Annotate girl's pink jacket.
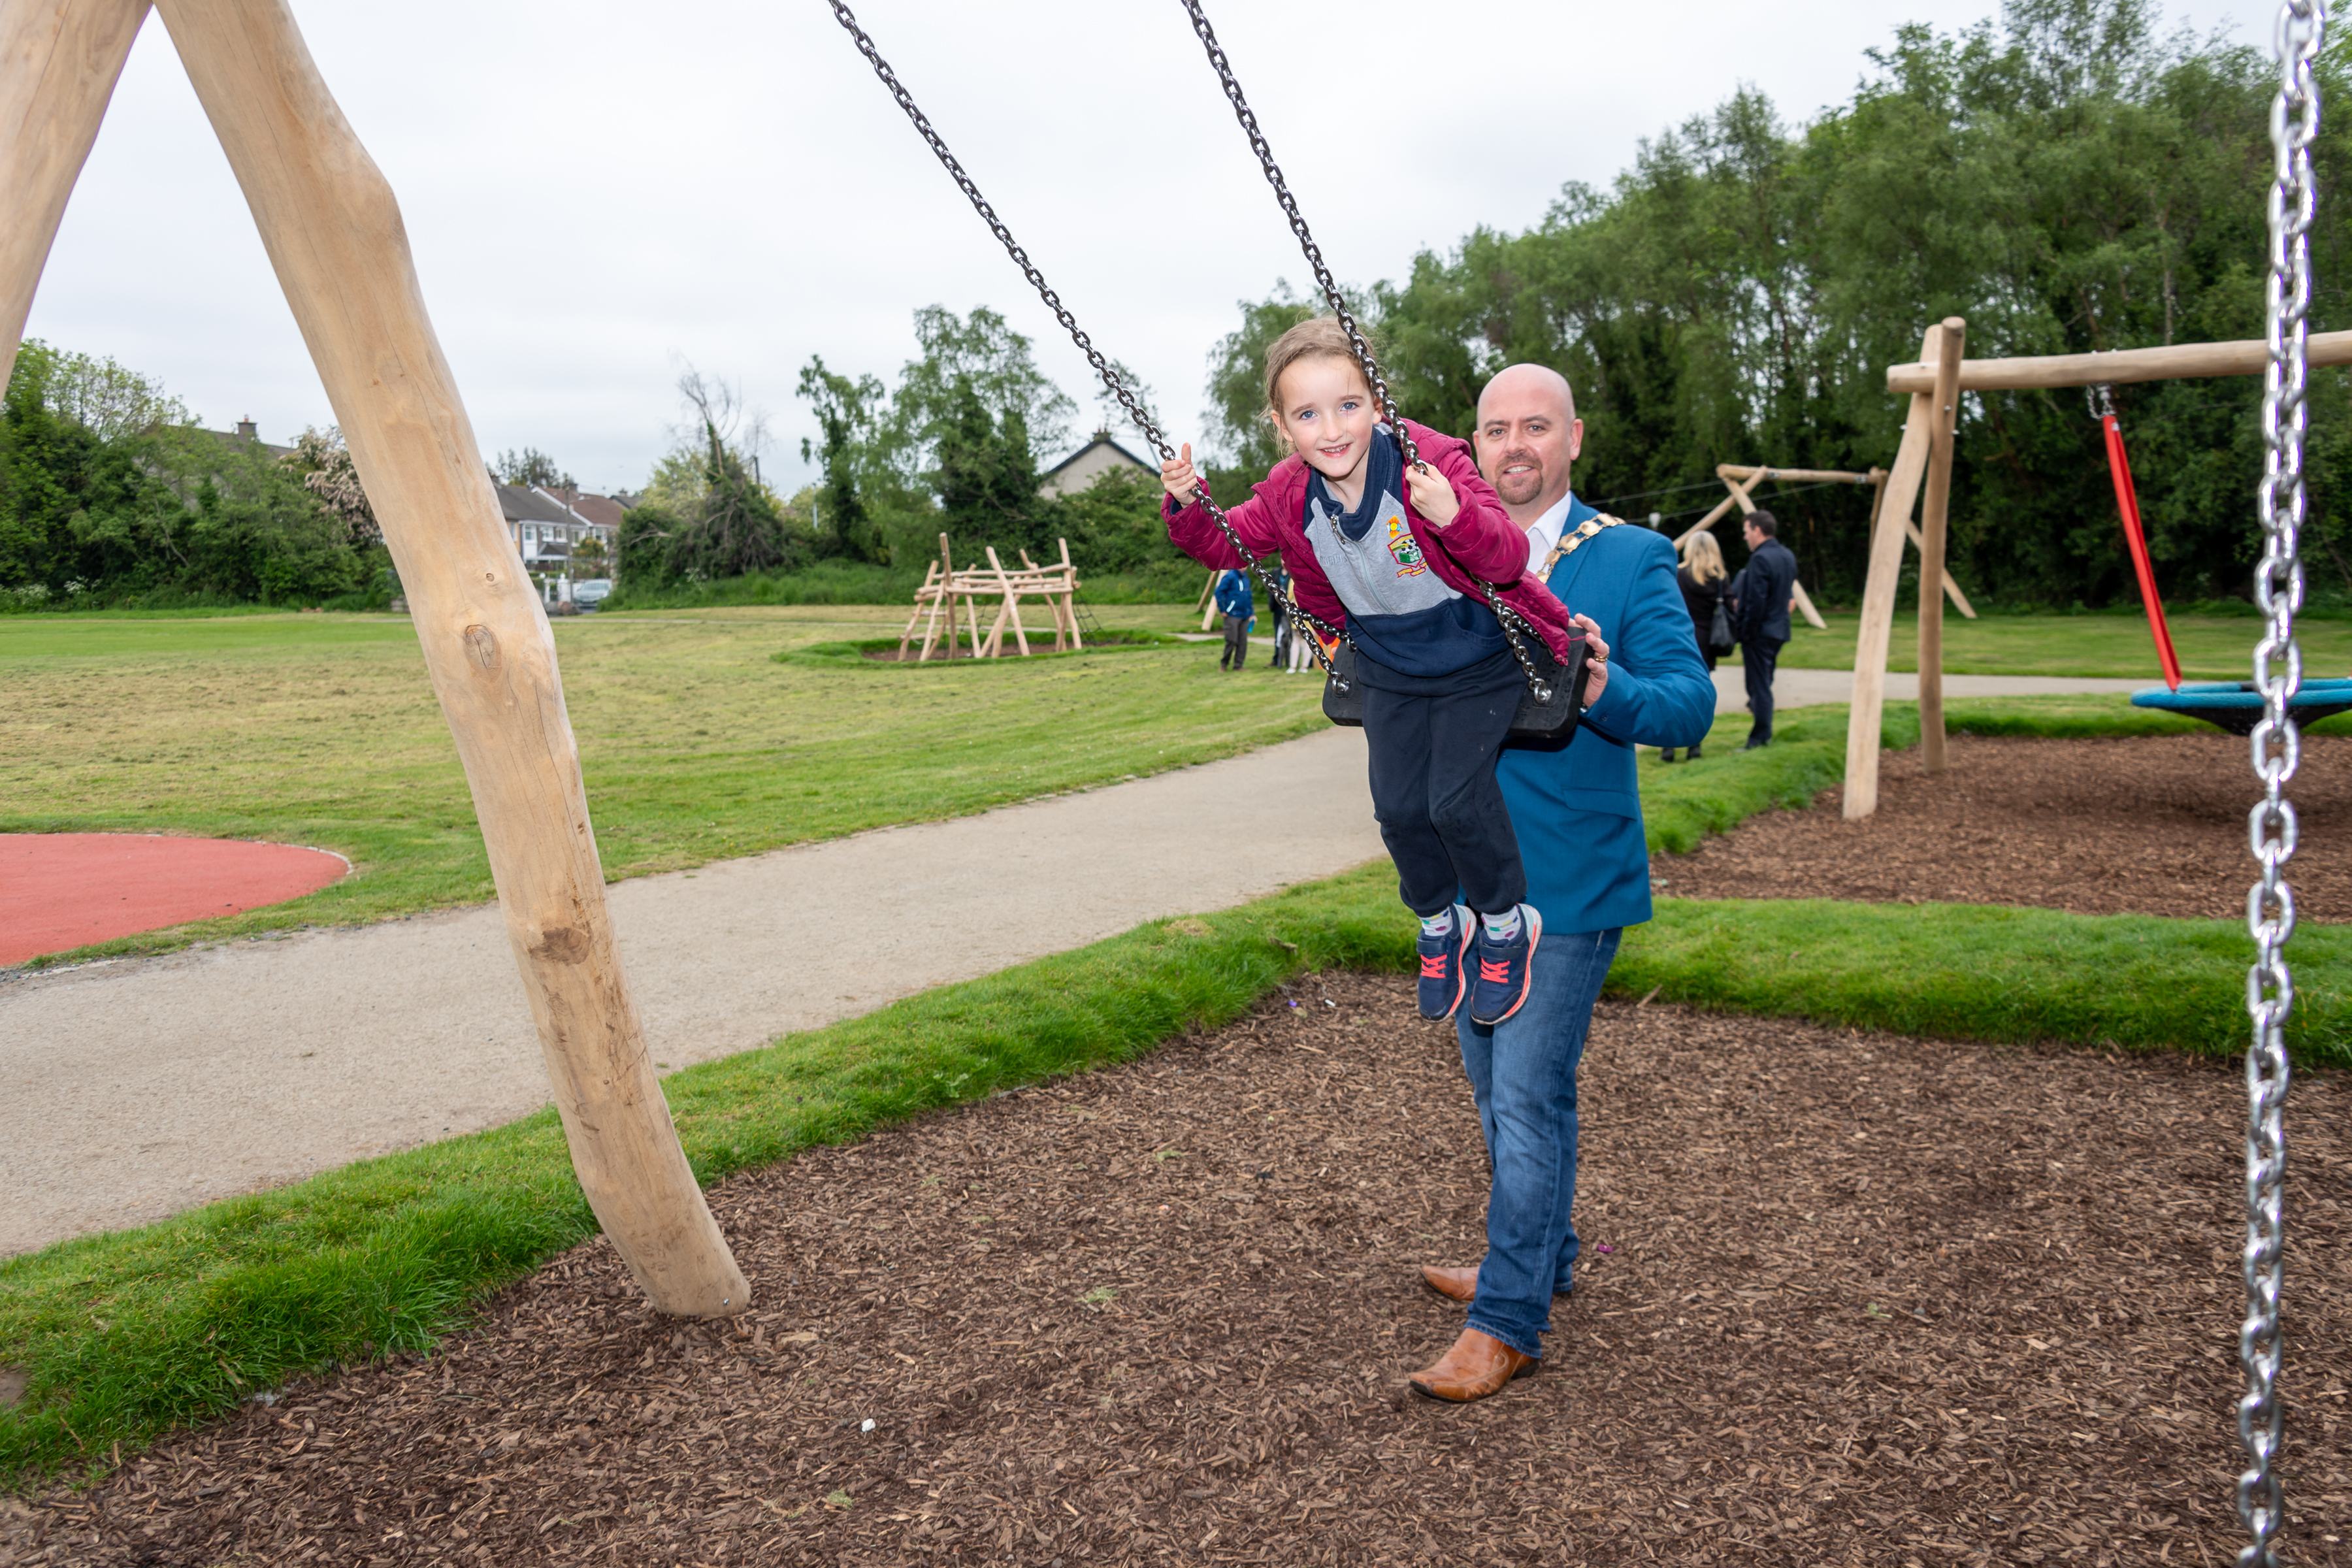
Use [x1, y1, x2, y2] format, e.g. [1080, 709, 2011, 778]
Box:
[1162, 420, 1575, 661]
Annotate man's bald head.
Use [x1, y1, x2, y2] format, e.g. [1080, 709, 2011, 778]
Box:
[1477, 363, 1575, 429]
[1474, 364, 1583, 523]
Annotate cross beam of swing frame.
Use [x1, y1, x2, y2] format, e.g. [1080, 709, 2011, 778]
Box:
[1886, 329, 2352, 394]
[1682, 466, 1829, 630]
[1, 0, 747, 1315]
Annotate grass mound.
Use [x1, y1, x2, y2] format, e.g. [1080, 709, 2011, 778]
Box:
[776, 630, 1182, 668]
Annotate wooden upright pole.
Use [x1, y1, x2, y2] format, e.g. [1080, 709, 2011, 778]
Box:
[144, 0, 746, 1315]
[1, 0, 152, 385]
[1917, 318, 1966, 774]
[1844, 327, 1945, 821]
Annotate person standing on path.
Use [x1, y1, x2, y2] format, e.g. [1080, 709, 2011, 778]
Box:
[1407, 363, 1717, 1404]
[1215, 568, 1253, 671]
[1732, 511, 1798, 749]
[1663, 532, 1732, 762]
[1269, 567, 1294, 670]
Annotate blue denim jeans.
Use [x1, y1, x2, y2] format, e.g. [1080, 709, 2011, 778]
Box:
[1452, 925, 1622, 1358]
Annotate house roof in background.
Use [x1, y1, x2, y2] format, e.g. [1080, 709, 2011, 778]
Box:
[1041, 432, 1154, 484]
[205, 427, 295, 461]
[571, 493, 630, 530]
[497, 484, 584, 526]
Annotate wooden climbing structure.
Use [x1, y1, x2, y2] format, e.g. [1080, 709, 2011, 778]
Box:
[898, 534, 1086, 660]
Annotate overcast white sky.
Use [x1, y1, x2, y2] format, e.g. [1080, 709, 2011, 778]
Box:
[24, 0, 2285, 494]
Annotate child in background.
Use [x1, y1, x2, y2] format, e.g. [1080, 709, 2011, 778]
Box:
[1161, 318, 1587, 1026]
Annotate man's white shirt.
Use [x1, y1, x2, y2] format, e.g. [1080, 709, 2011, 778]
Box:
[1522, 493, 1578, 576]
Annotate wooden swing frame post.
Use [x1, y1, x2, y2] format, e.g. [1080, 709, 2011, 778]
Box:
[1844, 325, 1948, 821]
[2, 0, 747, 1315]
[1916, 318, 1967, 774]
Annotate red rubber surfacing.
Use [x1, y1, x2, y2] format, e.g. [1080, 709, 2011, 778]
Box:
[0, 834, 348, 966]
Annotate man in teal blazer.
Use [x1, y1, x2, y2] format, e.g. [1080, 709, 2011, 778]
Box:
[1409, 365, 1720, 1403]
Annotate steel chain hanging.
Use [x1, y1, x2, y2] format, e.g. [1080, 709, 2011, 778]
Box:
[2242, 3, 2324, 1563]
[1175, 0, 1554, 705]
[821, 0, 1353, 685]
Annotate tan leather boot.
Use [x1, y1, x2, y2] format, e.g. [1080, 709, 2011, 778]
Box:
[1420, 1264, 1478, 1303]
[1409, 1328, 1534, 1403]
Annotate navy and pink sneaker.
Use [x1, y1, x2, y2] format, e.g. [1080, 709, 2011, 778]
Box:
[1415, 906, 1475, 1020]
[1469, 904, 1543, 1026]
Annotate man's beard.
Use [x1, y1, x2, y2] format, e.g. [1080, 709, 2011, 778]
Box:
[1494, 450, 1546, 506]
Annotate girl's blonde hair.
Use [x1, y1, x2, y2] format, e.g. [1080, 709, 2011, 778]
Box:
[1264, 317, 1371, 417]
[1682, 529, 1729, 585]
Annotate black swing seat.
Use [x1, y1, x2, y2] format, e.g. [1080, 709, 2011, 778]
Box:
[2131, 677, 2352, 735]
[1322, 636, 1594, 749]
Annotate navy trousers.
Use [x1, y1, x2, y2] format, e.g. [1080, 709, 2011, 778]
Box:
[1741, 634, 1786, 743]
[1360, 649, 1526, 917]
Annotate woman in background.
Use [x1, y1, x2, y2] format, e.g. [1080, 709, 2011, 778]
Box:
[1664, 531, 1730, 762]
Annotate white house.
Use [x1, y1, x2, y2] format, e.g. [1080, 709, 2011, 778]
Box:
[497, 484, 619, 574]
[1039, 430, 1155, 498]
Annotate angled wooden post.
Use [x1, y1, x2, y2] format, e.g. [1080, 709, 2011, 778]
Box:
[983, 547, 1028, 657]
[1, 0, 150, 379]
[1674, 466, 1769, 548]
[1058, 537, 1083, 651]
[898, 560, 939, 659]
[22, 0, 751, 1314]
[1844, 326, 1945, 821]
[1917, 318, 1966, 774]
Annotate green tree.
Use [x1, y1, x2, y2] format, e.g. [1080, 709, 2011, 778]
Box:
[623, 368, 808, 585]
[1344, 0, 2334, 608]
[1, 342, 374, 606]
[497, 447, 572, 490]
[933, 374, 1047, 559]
[794, 355, 890, 564]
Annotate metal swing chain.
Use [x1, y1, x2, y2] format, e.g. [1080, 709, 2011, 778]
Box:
[2242, 3, 2324, 1563]
[1174, 0, 1556, 707]
[821, 0, 1352, 685]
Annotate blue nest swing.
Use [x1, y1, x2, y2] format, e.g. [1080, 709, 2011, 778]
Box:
[2132, 677, 2352, 735]
[2100, 406, 2352, 734]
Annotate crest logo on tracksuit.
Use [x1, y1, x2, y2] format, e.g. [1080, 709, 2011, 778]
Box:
[1384, 509, 1425, 576]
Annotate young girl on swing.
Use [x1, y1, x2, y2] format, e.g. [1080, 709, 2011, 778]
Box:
[1160, 318, 1590, 1026]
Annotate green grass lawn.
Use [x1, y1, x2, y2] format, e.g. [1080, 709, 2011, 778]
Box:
[1777, 605, 2352, 678]
[12, 600, 2327, 973]
[0, 606, 1316, 964]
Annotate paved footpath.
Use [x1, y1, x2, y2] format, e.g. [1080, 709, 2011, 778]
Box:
[0, 670, 2151, 1256]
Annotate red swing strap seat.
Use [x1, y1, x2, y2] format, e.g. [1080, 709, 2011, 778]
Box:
[2099, 395, 2183, 690]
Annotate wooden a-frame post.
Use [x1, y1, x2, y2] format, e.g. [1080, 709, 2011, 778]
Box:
[1842, 323, 1949, 821]
[1915, 319, 1966, 774]
[2, 0, 748, 1315]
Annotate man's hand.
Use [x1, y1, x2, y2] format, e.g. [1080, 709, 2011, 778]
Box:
[1160, 442, 1201, 504]
[1404, 461, 1462, 529]
[1572, 612, 1609, 707]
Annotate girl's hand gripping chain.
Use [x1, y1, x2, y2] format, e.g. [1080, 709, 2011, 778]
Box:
[1404, 460, 1462, 529]
[1160, 442, 1203, 505]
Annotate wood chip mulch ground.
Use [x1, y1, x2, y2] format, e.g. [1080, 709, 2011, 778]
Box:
[6, 972, 2347, 1567]
[1654, 732, 2352, 921]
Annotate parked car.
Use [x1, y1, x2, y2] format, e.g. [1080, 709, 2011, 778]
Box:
[572, 579, 613, 612]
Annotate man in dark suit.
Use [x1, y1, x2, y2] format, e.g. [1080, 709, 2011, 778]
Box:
[1405, 364, 1717, 1403]
[1733, 510, 1798, 749]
